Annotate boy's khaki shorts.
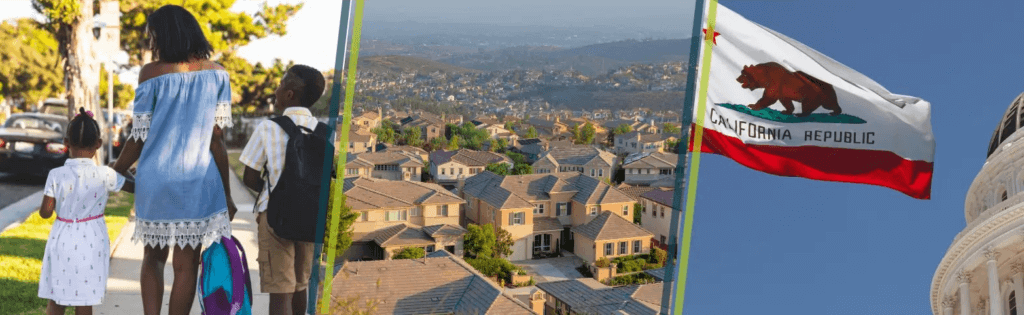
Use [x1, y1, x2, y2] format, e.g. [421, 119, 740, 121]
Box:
[256, 212, 315, 294]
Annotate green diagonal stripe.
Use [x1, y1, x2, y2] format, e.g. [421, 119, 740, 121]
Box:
[675, 0, 719, 313]
[320, 0, 364, 312]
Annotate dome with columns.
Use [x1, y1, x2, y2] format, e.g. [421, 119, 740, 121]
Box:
[931, 92, 1024, 315]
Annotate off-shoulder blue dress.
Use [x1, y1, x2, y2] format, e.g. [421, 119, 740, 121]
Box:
[127, 69, 234, 249]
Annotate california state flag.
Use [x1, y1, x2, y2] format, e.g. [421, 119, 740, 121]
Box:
[689, 4, 935, 199]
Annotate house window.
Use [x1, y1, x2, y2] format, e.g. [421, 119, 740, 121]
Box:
[619, 242, 627, 255]
[1009, 291, 1018, 315]
[556, 203, 567, 216]
[622, 205, 629, 216]
[590, 207, 597, 215]
[661, 207, 665, 218]
[566, 203, 572, 215]
[386, 210, 407, 221]
[591, 169, 595, 176]
[360, 211, 368, 222]
[661, 169, 671, 175]
[534, 234, 551, 252]
[633, 240, 641, 253]
[510, 212, 525, 225]
[459, 168, 463, 174]
[646, 169, 651, 174]
[441, 168, 446, 175]
[534, 203, 545, 214]
[604, 243, 613, 256]
[599, 169, 603, 177]
[660, 235, 667, 245]
[450, 168, 454, 175]
[411, 207, 421, 217]
[1003, 191, 1009, 201]
[425, 245, 435, 252]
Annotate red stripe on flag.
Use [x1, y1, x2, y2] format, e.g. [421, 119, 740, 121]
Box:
[688, 125, 933, 199]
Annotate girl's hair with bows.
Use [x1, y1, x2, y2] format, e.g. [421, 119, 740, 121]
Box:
[68, 107, 100, 148]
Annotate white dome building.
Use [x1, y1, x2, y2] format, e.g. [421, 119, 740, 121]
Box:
[932, 93, 1024, 315]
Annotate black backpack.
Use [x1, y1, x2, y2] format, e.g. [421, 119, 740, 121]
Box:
[259, 116, 332, 242]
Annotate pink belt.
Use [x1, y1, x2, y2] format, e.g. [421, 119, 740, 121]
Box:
[56, 214, 104, 223]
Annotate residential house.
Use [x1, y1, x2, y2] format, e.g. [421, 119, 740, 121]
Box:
[571, 211, 654, 264]
[638, 189, 675, 251]
[352, 107, 382, 132]
[339, 128, 377, 153]
[601, 119, 659, 135]
[458, 171, 639, 262]
[332, 250, 539, 314]
[535, 278, 663, 315]
[622, 152, 678, 188]
[531, 145, 618, 182]
[614, 131, 677, 155]
[400, 113, 446, 141]
[511, 138, 549, 164]
[429, 149, 512, 186]
[380, 144, 429, 162]
[526, 117, 569, 139]
[340, 177, 467, 261]
[344, 151, 423, 181]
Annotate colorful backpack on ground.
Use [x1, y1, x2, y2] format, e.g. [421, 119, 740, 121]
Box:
[198, 236, 253, 315]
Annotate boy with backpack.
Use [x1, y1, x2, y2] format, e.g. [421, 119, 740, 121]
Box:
[239, 65, 329, 315]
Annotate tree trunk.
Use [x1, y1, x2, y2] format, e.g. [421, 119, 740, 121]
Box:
[63, 0, 105, 163]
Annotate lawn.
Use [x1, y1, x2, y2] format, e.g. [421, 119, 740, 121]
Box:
[0, 191, 134, 315]
[228, 152, 247, 183]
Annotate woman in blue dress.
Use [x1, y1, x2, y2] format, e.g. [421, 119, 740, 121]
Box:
[112, 5, 238, 315]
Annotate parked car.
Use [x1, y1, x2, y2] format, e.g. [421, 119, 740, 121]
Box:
[39, 98, 69, 117]
[0, 113, 69, 176]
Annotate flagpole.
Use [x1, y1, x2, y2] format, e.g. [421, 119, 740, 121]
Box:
[660, 0, 719, 313]
[307, 0, 354, 313]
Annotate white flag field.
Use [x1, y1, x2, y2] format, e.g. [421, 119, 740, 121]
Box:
[689, 4, 935, 199]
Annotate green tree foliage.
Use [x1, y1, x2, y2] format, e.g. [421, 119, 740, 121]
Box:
[447, 122, 488, 150]
[446, 135, 462, 151]
[580, 122, 596, 145]
[464, 223, 496, 259]
[613, 123, 633, 135]
[525, 126, 538, 138]
[0, 19, 62, 108]
[98, 64, 134, 109]
[570, 124, 580, 143]
[512, 163, 532, 175]
[633, 203, 643, 224]
[391, 247, 425, 260]
[665, 138, 681, 153]
[426, 136, 447, 152]
[494, 138, 509, 152]
[371, 120, 398, 145]
[651, 247, 668, 266]
[485, 163, 511, 176]
[401, 126, 423, 147]
[662, 123, 680, 134]
[464, 256, 518, 283]
[494, 227, 514, 259]
[221, 55, 291, 112]
[503, 121, 515, 131]
[506, 152, 527, 165]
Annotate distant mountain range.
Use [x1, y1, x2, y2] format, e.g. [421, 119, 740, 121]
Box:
[358, 55, 483, 74]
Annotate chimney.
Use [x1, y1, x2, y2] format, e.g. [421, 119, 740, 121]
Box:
[529, 290, 546, 314]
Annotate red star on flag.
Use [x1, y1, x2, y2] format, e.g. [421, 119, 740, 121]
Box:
[703, 28, 721, 45]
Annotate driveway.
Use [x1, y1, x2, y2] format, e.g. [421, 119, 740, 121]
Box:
[513, 254, 587, 283]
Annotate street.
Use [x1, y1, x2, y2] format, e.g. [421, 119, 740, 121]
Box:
[0, 172, 45, 210]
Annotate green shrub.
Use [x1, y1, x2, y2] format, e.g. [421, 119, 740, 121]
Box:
[607, 272, 657, 286]
[617, 258, 646, 273]
[595, 257, 610, 268]
[466, 257, 518, 282]
[576, 264, 594, 277]
[651, 248, 667, 266]
[391, 247, 425, 260]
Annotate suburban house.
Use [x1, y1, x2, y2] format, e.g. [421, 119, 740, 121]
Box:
[400, 112, 447, 141]
[535, 278, 663, 315]
[510, 138, 549, 164]
[526, 117, 569, 139]
[343, 151, 424, 181]
[614, 131, 677, 155]
[429, 149, 512, 187]
[622, 152, 679, 188]
[339, 128, 378, 153]
[602, 119, 659, 135]
[380, 144, 429, 162]
[638, 189, 675, 251]
[352, 107, 382, 132]
[531, 145, 618, 182]
[340, 177, 467, 261]
[458, 171, 641, 262]
[331, 250, 539, 314]
[571, 211, 654, 263]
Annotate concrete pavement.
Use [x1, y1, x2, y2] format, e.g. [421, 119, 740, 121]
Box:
[96, 168, 269, 315]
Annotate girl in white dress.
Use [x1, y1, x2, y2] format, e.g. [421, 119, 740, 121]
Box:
[37, 108, 134, 315]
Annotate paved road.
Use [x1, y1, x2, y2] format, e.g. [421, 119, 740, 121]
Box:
[0, 172, 45, 210]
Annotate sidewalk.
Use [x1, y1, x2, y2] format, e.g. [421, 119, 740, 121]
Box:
[96, 168, 267, 315]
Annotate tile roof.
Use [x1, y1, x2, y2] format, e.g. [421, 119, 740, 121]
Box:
[461, 171, 634, 210]
[332, 251, 537, 314]
[571, 211, 653, 241]
[348, 151, 423, 168]
[623, 152, 678, 169]
[423, 224, 468, 237]
[342, 177, 465, 211]
[430, 149, 512, 167]
[382, 144, 428, 156]
[640, 189, 676, 207]
[535, 145, 616, 167]
[532, 217, 564, 233]
[535, 279, 662, 315]
[615, 184, 658, 201]
[644, 268, 667, 282]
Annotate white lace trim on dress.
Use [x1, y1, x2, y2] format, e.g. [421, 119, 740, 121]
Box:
[215, 102, 234, 129]
[131, 211, 231, 249]
[128, 113, 152, 142]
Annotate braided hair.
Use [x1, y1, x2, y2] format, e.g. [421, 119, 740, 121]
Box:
[67, 107, 101, 148]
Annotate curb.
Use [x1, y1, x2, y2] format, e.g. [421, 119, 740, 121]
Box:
[109, 214, 134, 259]
[0, 190, 45, 234]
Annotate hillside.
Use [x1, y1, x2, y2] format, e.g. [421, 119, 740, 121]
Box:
[439, 38, 690, 75]
[358, 55, 484, 74]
